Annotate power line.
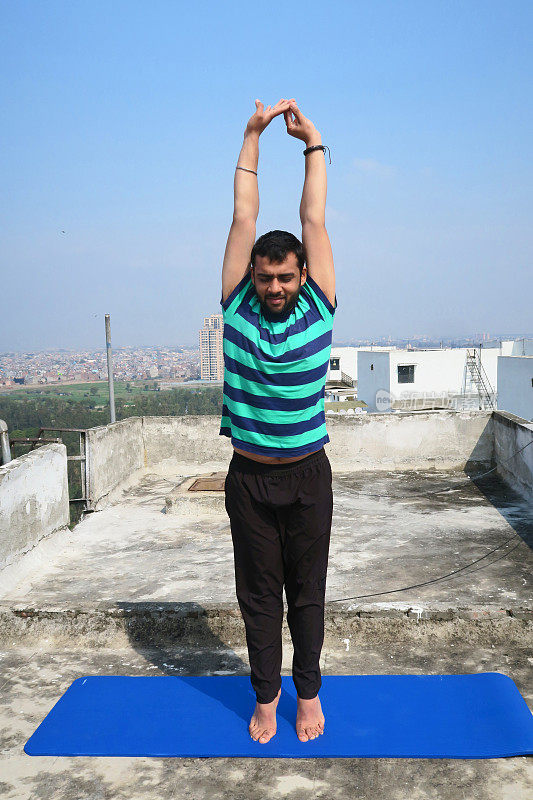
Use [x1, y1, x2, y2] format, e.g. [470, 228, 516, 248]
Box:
[328, 438, 532, 602]
[158, 437, 533, 604]
[328, 536, 525, 603]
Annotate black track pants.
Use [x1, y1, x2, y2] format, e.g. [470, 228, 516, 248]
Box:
[224, 447, 333, 704]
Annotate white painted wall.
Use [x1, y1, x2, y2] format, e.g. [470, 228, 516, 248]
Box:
[328, 345, 396, 384]
[497, 356, 533, 421]
[355, 347, 504, 411]
[357, 351, 391, 411]
[327, 343, 532, 408]
[390, 349, 498, 397]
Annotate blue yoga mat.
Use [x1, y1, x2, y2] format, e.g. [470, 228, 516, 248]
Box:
[24, 673, 533, 758]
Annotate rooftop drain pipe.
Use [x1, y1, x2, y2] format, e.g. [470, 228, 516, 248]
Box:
[0, 420, 12, 465]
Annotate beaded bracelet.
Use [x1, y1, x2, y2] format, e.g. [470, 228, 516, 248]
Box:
[303, 144, 332, 164]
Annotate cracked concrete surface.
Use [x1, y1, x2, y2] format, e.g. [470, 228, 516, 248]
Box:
[1, 643, 532, 799]
[2, 466, 532, 610]
[0, 462, 531, 798]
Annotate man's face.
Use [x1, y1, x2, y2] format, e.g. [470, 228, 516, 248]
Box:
[251, 253, 306, 316]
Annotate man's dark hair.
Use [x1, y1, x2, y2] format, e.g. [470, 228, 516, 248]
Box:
[250, 230, 306, 274]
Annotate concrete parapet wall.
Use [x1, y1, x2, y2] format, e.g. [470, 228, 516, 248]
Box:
[141, 411, 493, 472]
[142, 415, 231, 466]
[325, 410, 494, 471]
[493, 410, 533, 501]
[83, 411, 496, 507]
[0, 443, 69, 570]
[86, 417, 144, 510]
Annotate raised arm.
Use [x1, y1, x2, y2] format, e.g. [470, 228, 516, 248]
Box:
[221, 98, 294, 305]
[284, 102, 335, 308]
[233, 132, 260, 221]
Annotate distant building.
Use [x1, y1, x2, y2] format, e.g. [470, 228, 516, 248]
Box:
[356, 340, 533, 414]
[199, 314, 224, 381]
[327, 345, 397, 399]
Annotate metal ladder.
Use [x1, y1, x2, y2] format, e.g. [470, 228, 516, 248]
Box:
[462, 349, 496, 409]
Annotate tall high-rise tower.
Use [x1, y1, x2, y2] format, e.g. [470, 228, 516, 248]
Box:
[199, 314, 224, 380]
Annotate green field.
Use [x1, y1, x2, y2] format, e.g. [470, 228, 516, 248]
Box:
[3, 379, 165, 403]
[1, 381, 365, 527]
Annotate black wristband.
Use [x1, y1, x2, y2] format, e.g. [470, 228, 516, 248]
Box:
[303, 144, 331, 164]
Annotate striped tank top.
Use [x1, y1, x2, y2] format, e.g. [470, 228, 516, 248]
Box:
[219, 270, 337, 457]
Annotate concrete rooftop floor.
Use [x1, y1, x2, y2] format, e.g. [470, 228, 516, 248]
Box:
[2, 458, 533, 610]
[1, 457, 532, 798]
[1, 641, 532, 800]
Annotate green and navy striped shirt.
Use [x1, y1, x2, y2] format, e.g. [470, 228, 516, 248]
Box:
[219, 270, 337, 457]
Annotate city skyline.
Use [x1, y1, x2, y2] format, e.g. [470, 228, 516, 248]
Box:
[2, 329, 532, 391]
[2, 327, 533, 356]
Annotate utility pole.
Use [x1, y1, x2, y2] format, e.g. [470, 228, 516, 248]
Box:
[105, 314, 116, 423]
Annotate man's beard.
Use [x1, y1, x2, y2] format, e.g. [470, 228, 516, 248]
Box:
[259, 286, 301, 316]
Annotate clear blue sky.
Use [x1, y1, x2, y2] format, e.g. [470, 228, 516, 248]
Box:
[2, 0, 532, 350]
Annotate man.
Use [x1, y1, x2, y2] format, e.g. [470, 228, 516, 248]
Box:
[220, 98, 337, 744]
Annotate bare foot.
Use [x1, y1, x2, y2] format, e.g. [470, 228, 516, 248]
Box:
[295, 694, 325, 741]
[249, 687, 281, 744]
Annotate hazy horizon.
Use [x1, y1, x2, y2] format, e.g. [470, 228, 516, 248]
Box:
[3, 328, 533, 357]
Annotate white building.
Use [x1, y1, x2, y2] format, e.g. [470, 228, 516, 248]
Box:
[326, 345, 395, 401]
[356, 340, 533, 414]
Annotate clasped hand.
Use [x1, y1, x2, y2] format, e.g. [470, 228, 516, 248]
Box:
[245, 98, 319, 144]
